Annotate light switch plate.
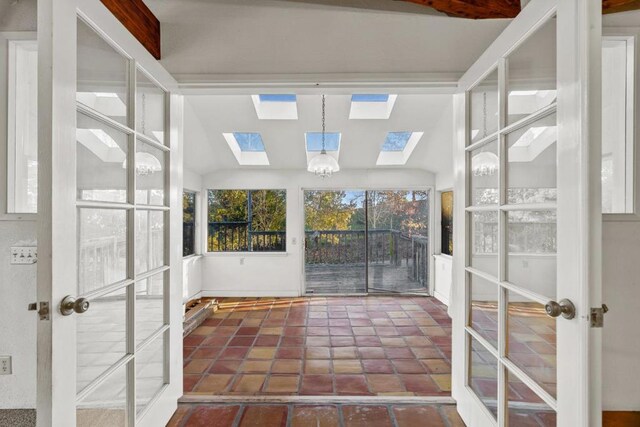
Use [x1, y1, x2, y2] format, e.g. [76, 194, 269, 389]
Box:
[10, 247, 37, 264]
[0, 356, 11, 375]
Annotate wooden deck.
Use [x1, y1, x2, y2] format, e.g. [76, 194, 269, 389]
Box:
[304, 261, 428, 294]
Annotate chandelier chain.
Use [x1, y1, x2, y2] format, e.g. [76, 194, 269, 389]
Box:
[321, 94, 326, 152]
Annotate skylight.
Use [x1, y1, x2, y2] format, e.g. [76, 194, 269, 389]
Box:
[258, 94, 296, 103]
[382, 132, 413, 152]
[349, 94, 398, 120]
[351, 94, 389, 103]
[376, 131, 423, 166]
[305, 132, 341, 152]
[223, 133, 270, 166]
[252, 94, 298, 120]
[233, 132, 266, 152]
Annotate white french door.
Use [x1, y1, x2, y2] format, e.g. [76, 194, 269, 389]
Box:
[37, 1, 183, 426]
[452, 1, 602, 426]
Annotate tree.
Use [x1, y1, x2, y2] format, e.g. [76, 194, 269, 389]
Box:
[304, 191, 357, 231]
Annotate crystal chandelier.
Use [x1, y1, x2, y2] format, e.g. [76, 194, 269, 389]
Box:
[308, 94, 340, 178]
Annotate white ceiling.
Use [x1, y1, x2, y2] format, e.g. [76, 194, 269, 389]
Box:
[184, 93, 453, 176]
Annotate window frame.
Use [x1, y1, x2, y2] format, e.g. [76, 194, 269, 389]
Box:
[602, 29, 639, 221]
[0, 31, 38, 220]
[206, 189, 287, 254]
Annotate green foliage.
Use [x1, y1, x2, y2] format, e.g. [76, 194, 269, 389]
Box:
[304, 191, 358, 231]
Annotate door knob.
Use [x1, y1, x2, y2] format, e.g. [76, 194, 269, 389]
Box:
[545, 299, 575, 320]
[60, 295, 90, 316]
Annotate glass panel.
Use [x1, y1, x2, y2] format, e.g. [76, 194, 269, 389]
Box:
[507, 369, 556, 426]
[135, 140, 165, 205]
[136, 334, 166, 414]
[76, 112, 128, 203]
[602, 38, 633, 214]
[469, 334, 498, 419]
[136, 68, 166, 144]
[507, 210, 556, 300]
[470, 140, 499, 206]
[76, 19, 128, 125]
[507, 113, 557, 204]
[367, 190, 430, 293]
[441, 191, 453, 256]
[469, 274, 498, 348]
[304, 190, 366, 293]
[78, 209, 127, 294]
[136, 210, 164, 274]
[470, 211, 498, 276]
[77, 286, 127, 393]
[507, 18, 557, 124]
[136, 272, 164, 345]
[7, 40, 38, 213]
[207, 190, 287, 252]
[507, 290, 557, 398]
[183, 192, 196, 256]
[470, 69, 499, 143]
[77, 361, 127, 426]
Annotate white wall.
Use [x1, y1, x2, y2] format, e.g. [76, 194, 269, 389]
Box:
[199, 168, 435, 297]
[433, 254, 452, 305]
[183, 168, 204, 303]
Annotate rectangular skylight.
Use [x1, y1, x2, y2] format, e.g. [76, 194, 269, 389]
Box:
[351, 94, 389, 103]
[233, 133, 266, 152]
[258, 94, 296, 103]
[382, 132, 413, 152]
[305, 132, 341, 152]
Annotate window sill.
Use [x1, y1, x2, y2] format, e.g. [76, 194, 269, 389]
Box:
[204, 252, 289, 258]
[433, 254, 453, 261]
[183, 254, 203, 260]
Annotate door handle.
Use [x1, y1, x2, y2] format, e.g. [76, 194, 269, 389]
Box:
[60, 295, 90, 316]
[544, 298, 575, 320]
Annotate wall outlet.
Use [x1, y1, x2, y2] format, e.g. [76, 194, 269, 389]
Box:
[0, 356, 11, 375]
[10, 247, 37, 265]
[240, 258, 245, 265]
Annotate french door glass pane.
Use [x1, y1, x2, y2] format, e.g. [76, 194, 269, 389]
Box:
[469, 334, 498, 419]
[136, 272, 165, 346]
[470, 140, 499, 206]
[76, 361, 128, 427]
[135, 140, 165, 205]
[469, 274, 499, 348]
[76, 112, 128, 203]
[136, 210, 165, 274]
[470, 69, 499, 143]
[367, 190, 429, 293]
[507, 18, 557, 124]
[470, 211, 498, 276]
[136, 68, 166, 145]
[507, 369, 556, 426]
[506, 210, 556, 300]
[136, 334, 166, 415]
[506, 113, 557, 204]
[76, 286, 127, 393]
[76, 19, 128, 125]
[507, 289, 557, 398]
[78, 208, 127, 294]
[304, 190, 366, 293]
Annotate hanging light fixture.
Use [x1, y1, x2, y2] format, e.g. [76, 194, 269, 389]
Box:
[307, 94, 340, 178]
[471, 91, 498, 177]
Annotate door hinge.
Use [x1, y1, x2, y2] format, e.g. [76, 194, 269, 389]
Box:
[28, 302, 50, 321]
[590, 304, 609, 328]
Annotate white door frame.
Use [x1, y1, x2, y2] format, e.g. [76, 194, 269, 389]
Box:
[36, 1, 183, 426]
[451, 0, 602, 426]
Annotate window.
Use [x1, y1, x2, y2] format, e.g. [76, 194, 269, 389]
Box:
[441, 191, 453, 256]
[6, 39, 38, 213]
[183, 191, 196, 257]
[207, 190, 286, 252]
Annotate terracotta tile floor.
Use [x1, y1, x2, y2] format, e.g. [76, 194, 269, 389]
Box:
[183, 296, 452, 397]
[167, 403, 465, 427]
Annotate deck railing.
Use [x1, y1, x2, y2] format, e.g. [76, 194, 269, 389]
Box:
[208, 222, 286, 252]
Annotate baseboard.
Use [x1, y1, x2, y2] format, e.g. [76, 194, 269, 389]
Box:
[433, 290, 450, 306]
[603, 411, 640, 427]
[183, 291, 202, 305]
[200, 290, 300, 298]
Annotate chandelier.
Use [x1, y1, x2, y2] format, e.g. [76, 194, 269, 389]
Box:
[307, 94, 340, 178]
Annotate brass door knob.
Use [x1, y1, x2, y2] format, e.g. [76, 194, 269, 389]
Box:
[60, 296, 90, 316]
[545, 299, 575, 320]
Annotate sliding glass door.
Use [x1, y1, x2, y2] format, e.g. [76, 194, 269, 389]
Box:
[304, 189, 430, 294]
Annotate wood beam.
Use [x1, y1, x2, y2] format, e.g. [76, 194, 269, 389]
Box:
[603, 0, 640, 14]
[100, 0, 161, 59]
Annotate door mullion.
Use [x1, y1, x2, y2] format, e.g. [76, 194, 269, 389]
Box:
[364, 191, 369, 293]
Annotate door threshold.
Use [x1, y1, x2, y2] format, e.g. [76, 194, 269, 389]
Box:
[179, 394, 455, 405]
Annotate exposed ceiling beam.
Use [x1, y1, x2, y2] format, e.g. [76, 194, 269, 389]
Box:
[100, 0, 161, 59]
[603, 0, 640, 14]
